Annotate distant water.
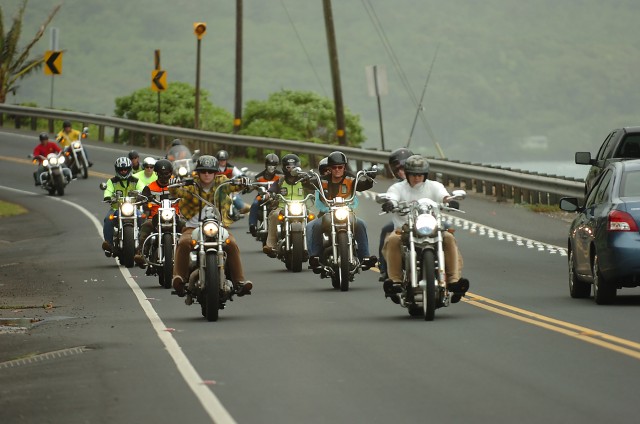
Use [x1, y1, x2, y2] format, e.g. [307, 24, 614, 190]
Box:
[492, 161, 587, 180]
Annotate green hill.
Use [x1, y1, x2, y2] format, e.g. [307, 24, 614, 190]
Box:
[9, 0, 640, 163]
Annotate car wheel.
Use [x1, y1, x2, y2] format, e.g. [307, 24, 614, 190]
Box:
[569, 250, 590, 298]
[592, 254, 616, 305]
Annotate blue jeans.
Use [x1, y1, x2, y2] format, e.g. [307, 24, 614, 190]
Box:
[233, 195, 246, 210]
[378, 221, 394, 274]
[248, 198, 260, 226]
[306, 215, 370, 260]
[103, 209, 115, 243]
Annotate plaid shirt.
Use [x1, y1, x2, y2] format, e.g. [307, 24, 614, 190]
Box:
[170, 174, 241, 223]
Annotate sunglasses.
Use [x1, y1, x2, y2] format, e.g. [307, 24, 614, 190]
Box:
[199, 170, 216, 174]
[144, 165, 154, 169]
[330, 165, 345, 170]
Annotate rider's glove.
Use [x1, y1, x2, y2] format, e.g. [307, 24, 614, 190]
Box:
[167, 177, 180, 186]
[237, 176, 251, 187]
[182, 178, 195, 186]
[382, 200, 396, 212]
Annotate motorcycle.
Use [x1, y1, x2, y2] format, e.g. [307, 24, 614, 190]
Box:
[140, 194, 181, 289]
[167, 145, 200, 180]
[273, 192, 314, 272]
[61, 127, 90, 179]
[31, 152, 73, 196]
[307, 166, 379, 291]
[377, 190, 466, 321]
[250, 181, 276, 246]
[171, 178, 246, 322]
[227, 167, 250, 223]
[100, 184, 144, 268]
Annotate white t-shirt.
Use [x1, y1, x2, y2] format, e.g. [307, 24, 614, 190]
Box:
[386, 180, 450, 229]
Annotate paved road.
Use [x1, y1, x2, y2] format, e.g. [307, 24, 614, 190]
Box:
[2, 129, 640, 424]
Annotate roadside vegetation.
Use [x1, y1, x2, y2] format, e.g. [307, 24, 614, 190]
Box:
[0, 200, 27, 218]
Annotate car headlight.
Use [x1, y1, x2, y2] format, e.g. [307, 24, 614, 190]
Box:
[288, 202, 304, 216]
[120, 202, 135, 217]
[160, 209, 174, 222]
[203, 221, 219, 238]
[334, 207, 349, 222]
[415, 214, 438, 236]
[72, 141, 81, 149]
[178, 166, 188, 177]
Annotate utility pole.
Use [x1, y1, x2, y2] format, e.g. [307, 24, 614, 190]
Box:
[233, 0, 243, 134]
[322, 0, 347, 146]
[194, 22, 207, 129]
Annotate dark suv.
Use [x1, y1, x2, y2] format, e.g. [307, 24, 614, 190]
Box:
[576, 126, 640, 193]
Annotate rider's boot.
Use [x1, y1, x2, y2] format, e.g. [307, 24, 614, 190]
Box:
[383, 279, 402, 304]
[249, 224, 257, 237]
[360, 255, 378, 271]
[102, 240, 113, 257]
[234, 281, 253, 297]
[133, 249, 146, 269]
[449, 278, 470, 303]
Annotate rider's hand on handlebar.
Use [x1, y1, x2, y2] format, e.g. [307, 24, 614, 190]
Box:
[382, 200, 396, 212]
[235, 176, 251, 187]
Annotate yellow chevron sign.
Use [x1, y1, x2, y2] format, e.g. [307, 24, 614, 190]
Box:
[44, 50, 63, 75]
[151, 69, 167, 92]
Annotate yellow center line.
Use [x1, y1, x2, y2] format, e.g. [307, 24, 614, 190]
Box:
[464, 293, 640, 360]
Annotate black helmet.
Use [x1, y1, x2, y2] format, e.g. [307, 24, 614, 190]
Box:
[327, 151, 347, 166]
[114, 157, 133, 180]
[195, 155, 218, 173]
[128, 150, 139, 160]
[215, 150, 229, 161]
[62, 120, 71, 128]
[404, 155, 430, 176]
[265, 153, 279, 167]
[389, 147, 414, 178]
[39, 132, 49, 141]
[154, 159, 173, 184]
[281, 154, 301, 177]
[318, 157, 329, 174]
[171, 139, 182, 147]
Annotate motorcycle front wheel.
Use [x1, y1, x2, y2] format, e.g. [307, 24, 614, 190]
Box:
[337, 232, 350, 292]
[121, 226, 135, 268]
[161, 233, 173, 289]
[290, 230, 304, 272]
[422, 250, 436, 321]
[203, 253, 220, 322]
[53, 172, 65, 196]
[80, 161, 89, 179]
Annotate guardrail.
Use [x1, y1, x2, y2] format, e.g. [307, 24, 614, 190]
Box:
[0, 104, 585, 204]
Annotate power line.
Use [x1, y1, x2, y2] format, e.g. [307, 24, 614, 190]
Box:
[280, 0, 328, 97]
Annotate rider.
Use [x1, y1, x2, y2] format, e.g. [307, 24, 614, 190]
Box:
[262, 153, 313, 257]
[32, 132, 63, 185]
[133, 157, 158, 187]
[169, 155, 253, 297]
[377, 147, 413, 281]
[249, 153, 282, 237]
[215, 149, 250, 214]
[128, 150, 141, 173]
[306, 151, 377, 270]
[101, 157, 145, 255]
[133, 159, 182, 268]
[380, 154, 468, 303]
[56, 120, 93, 167]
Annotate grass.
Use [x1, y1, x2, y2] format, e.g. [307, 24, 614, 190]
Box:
[525, 203, 562, 213]
[0, 200, 28, 218]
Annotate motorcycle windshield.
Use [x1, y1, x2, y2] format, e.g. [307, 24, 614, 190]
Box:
[167, 145, 192, 161]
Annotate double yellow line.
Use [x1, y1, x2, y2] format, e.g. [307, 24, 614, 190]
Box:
[465, 293, 640, 360]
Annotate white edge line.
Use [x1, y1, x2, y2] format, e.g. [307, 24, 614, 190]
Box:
[0, 185, 236, 424]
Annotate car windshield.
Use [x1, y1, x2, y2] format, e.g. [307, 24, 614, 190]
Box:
[620, 170, 640, 197]
[616, 135, 640, 158]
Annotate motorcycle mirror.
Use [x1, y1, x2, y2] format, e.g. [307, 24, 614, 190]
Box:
[448, 200, 460, 210]
[290, 167, 302, 177]
[240, 167, 249, 173]
[82, 127, 89, 133]
[99, 182, 107, 190]
[451, 189, 466, 199]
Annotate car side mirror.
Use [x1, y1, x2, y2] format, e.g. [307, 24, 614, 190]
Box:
[559, 197, 580, 212]
[575, 152, 593, 165]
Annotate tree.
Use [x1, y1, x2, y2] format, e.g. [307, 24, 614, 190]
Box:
[0, 0, 61, 103]
[114, 81, 233, 143]
[240, 90, 365, 148]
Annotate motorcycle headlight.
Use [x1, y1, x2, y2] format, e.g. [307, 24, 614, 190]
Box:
[415, 214, 438, 236]
[203, 221, 219, 238]
[334, 207, 349, 222]
[178, 166, 188, 177]
[160, 209, 174, 222]
[120, 202, 135, 217]
[287, 202, 304, 216]
[72, 141, 81, 149]
[58, 156, 65, 164]
[42, 159, 49, 167]
[49, 157, 58, 166]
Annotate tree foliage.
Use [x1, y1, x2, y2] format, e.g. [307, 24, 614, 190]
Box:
[0, 0, 60, 103]
[240, 89, 364, 148]
[114, 81, 233, 143]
